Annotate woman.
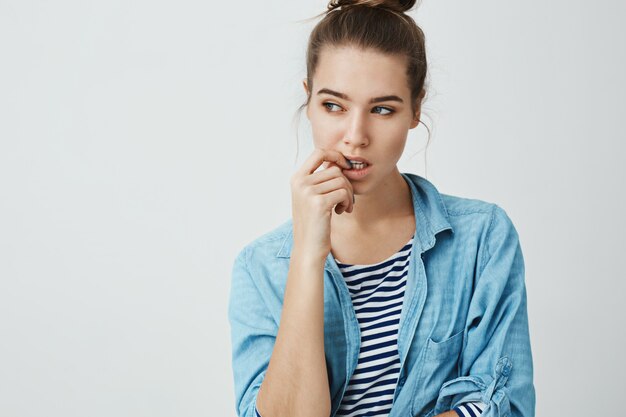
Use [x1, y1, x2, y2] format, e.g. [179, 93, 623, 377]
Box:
[228, 1, 536, 416]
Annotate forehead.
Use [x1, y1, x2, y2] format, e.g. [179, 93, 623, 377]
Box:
[313, 45, 409, 98]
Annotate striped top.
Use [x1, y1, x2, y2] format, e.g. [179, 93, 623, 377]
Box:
[254, 235, 486, 417]
[333, 236, 414, 416]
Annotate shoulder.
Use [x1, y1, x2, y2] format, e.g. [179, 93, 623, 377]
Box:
[441, 192, 518, 232]
[230, 220, 294, 296]
[440, 192, 494, 216]
[404, 172, 499, 222]
[233, 218, 293, 266]
[415, 173, 519, 246]
[437, 190, 521, 260]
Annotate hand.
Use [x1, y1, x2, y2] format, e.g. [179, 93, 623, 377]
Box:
[290, 148, 354, 262]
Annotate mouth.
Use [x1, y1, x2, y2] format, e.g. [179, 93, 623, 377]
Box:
[347, 161, 368, 170]
[343, 163, 371, 180]
[344, 155, 371, 170]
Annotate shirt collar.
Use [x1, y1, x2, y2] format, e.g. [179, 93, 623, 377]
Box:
[275, 172, 453, 259]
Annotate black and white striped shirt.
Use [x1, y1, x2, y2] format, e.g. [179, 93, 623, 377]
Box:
[255, 236, 485, 417]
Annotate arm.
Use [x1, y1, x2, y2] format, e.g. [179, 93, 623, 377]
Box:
[228, 246, 331, 417]
[431, 205, 536, 417]
[432, 401, 487, 417]
[256, 247, 331, 417]
[433, 401, 487, 417]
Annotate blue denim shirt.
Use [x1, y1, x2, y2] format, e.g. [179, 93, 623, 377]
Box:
[228, 172, 536, 417]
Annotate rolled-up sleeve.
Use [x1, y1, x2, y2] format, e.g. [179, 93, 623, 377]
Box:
[453, 401, 487, 416]
[228, 247, 277, 417]
[432, 205, 536, 417]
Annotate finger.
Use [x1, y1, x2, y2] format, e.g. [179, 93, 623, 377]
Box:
[310, 165, 355, 212]
[334, 182, 352, 215]
[321, 187, 351, 215]
[337, 166, 355, 212]
[343, 173, 355, 213]
[325, 161, 355, 213]
[308, 165, 344, 185]
[299, 148, 352, 176]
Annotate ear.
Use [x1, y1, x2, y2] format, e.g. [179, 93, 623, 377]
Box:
[410, 89, 426, 129]
[410, 107, 421, 129]
[302, 78, 311, 120]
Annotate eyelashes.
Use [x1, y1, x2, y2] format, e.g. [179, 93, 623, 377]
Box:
[322, 102, 395, 116]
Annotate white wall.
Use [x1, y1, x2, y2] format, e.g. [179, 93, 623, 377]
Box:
[1, 0, 624, 416]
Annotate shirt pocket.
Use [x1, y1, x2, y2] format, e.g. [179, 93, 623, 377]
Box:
[411, 328, 465, 417]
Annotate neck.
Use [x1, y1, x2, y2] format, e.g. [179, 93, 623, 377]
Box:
[331, 168, 413, 231]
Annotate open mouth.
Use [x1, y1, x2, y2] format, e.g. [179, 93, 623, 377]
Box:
[347, 160, 369, 170]
[343, 163, 371, 180]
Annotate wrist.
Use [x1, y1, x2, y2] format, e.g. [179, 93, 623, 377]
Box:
[291, 246, 328, 266]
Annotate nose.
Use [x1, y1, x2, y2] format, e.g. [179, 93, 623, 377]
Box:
[343, 110, 369, 147]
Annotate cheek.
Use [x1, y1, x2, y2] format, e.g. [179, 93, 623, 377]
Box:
[376, 129, 409, 158]
[311, 126, 334, 148]
[310, 113, 343, 146]
[373, 122, 408, 142]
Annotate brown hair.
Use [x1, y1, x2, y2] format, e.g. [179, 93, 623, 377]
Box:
[294, 0, 432, 168]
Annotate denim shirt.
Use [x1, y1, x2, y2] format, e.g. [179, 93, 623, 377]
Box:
[228, 172, 536, 417]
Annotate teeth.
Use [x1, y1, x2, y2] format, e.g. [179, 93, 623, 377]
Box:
[350, 161, 367, 169]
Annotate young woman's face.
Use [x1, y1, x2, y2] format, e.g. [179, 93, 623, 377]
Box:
[304, 45, 422, 193]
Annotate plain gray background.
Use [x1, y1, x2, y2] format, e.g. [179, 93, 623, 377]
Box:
[1, 0, 624, 416]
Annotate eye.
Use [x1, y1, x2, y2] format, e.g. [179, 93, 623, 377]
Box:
[322, 102, 342, 112]
[322, 102, 394, 115]
[373, 106, 394, 115]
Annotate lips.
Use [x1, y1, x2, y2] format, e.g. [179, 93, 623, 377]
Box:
[344, 155, 371, 165]
[343, 164, 371, 180]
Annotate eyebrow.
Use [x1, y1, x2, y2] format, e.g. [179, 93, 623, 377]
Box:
[316, 88, 404, 104]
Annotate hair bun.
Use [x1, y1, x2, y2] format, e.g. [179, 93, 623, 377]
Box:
[327, 0, 418, 13]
